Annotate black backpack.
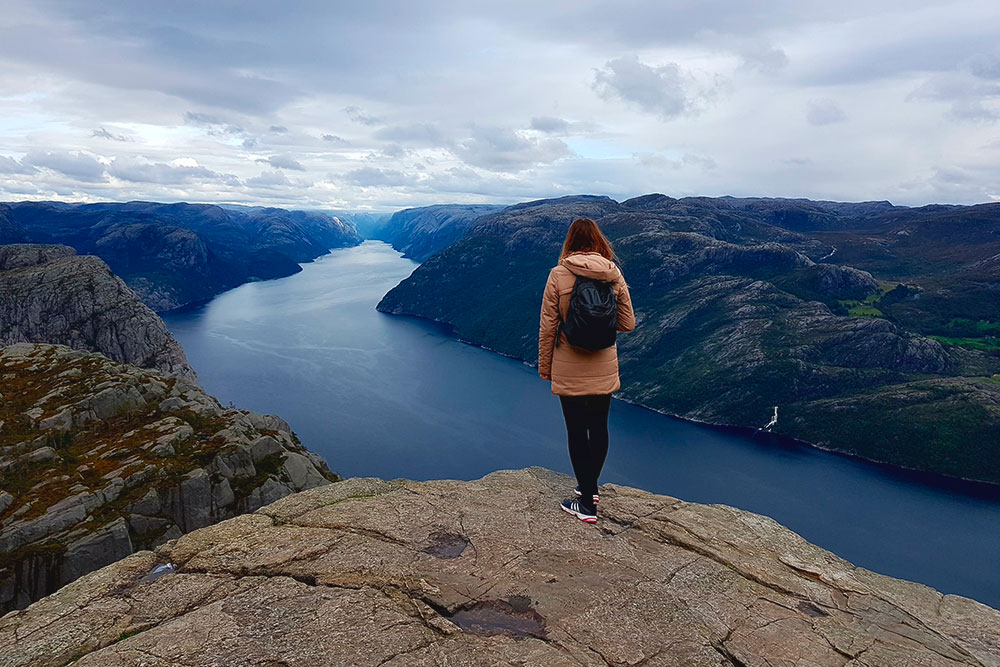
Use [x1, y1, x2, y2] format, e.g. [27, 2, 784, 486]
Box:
[557, 276, 618, 351]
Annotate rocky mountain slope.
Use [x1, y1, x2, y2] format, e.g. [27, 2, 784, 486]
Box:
[375, 203, 503, 261]
[2, 467, 998, 666]
[377, 195, 1000, 483]
[0, 205, 23, 244]
[4, 201, 362, 311]
[0, 343, 338, 613]
[0, 245, 196, 383]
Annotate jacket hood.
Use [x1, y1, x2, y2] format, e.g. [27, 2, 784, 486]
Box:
[559, 252, 621, 282]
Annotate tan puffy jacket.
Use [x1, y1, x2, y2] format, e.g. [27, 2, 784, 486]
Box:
[538, 252, 636, 396]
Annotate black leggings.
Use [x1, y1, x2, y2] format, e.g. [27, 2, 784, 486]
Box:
[559, 394, 611, 508]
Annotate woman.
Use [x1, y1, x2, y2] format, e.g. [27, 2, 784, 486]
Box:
[538, 218, 635, 524]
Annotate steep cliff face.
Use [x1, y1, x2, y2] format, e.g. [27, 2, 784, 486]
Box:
[0, 245, 195, 382]
[0, 343, 338, 613]
[5, 201, 363, 310]
[2, 468, 998, 666]
[376, 195, 1000, 483]
[375, 204, 503, 262]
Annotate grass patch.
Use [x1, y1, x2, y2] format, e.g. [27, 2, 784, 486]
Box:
[932, 336, 1000, 352]
[837, 281, 897, 318]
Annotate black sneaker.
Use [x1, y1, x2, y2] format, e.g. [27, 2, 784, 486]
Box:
[573, 486, 600, 504]
[561, 498, 597, 524]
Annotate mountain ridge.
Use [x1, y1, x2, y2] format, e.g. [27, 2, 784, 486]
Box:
[3, 200, 362, 311]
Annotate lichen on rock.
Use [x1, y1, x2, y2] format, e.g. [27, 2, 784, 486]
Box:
[0, 343, 339, 613]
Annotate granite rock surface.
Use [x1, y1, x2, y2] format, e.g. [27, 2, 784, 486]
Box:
[0, 245, 195, 382]
[2, 467, 998, 666]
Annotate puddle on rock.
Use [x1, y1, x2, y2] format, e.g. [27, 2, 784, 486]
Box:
[797, 600, 829, 617]
[422, 532, 469, 559]
[449, 599, 546, 639]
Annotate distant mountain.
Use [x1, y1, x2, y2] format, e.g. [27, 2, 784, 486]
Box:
[329, 210, 392, 239]
[0, 244, 196, 382]
[378, 194, 1000, 483]
[4, 201, 362, 311]
[375, 204, 504, 261]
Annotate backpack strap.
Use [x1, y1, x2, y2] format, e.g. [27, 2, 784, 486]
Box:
[554, 304, 563, 348]
[553, 274, 580, 349]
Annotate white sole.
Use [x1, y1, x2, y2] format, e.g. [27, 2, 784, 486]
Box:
[561, 503, 598, 524]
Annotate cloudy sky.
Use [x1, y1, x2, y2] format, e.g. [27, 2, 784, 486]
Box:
[1, 1, 998, 210]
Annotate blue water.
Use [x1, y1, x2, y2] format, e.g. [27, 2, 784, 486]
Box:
[163, 240, 1000, 609]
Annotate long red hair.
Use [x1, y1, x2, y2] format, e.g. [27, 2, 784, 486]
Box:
[559, 218, 617, 262]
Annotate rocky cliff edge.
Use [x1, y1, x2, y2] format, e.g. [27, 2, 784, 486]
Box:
[0, 245, 195, 383]
[2, 467, 998, 666]
[0, 343, 338, 613]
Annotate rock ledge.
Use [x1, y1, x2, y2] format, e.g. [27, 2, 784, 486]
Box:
[2, 467, 998, 666]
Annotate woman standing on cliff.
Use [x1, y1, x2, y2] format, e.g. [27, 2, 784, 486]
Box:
[538, 218, 636, 524]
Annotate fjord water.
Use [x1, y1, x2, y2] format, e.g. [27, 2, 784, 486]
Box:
[164, 240, 1000, 608]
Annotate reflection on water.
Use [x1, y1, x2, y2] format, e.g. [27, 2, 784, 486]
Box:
[164, 241, 1000, 608]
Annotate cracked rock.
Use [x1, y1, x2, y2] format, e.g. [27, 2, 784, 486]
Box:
[2, 467, 997, 666]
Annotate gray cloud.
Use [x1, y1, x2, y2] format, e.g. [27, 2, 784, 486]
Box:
[0, 155, 37, 175]
[246, 170, 292, 189]
[969, 53, 1000, 80]
[374, 123, 448, 145]
[453, 126, 571, 172]
[260, 154, 306, 171]
[344, 167, 411, 187]
[379, 144, 408, 159]
[593, 56, 706, 119]
[530, 116, 571, 133]
[807, 99, 847, 126]
[184, 112, 224, 125]
[737, 41, 789, 73]
[322, 134, 347, 144]
[23, 150, 107, 182]
[92, 127, 132, 141]
[908, 72, 1000, 123]
[108, 157, 226, 184]
[344, 106, 383, 126]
